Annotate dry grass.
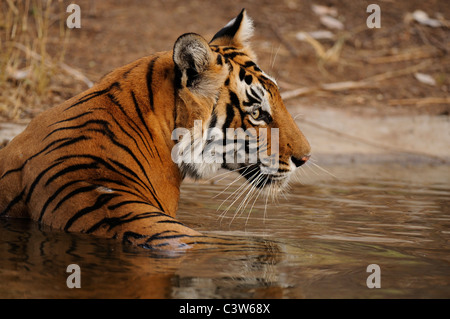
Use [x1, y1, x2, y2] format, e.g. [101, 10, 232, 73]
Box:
[0, 0, 70, 120]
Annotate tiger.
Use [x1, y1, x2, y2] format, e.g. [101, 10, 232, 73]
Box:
[0, 9, 310, 250]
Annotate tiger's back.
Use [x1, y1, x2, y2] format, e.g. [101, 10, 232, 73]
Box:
[0, 52, 200, 245]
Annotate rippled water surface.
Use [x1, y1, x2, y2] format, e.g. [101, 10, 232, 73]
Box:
[0, 164, 449, 298]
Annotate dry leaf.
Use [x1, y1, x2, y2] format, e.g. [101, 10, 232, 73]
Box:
[312, 4, 338, 17]
[320, 15, 344, 30]
[296, 30, 335, 41]
[412, 10, 443, 28]
[414, 72, 436, 86]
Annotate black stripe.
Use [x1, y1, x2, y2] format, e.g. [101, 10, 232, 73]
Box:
[25, 161, 63, 203]
[250, 87, 262, 100]
[131, 90, 161, 160]
[45, 162, 99, 187]
[226, 59, 233, 71]
[41, 137, 72, 152]
[156, 219, 186, 225]
[38, 180, 83, 222]
[109, 138, 155, 191]
[258, 76, 273, 97]
[0, 137, 76, 180]
[229, 90, 246, 126]
[45, 136, 90, 155]
[57, 154, 125, 177]
[223, 51, 247, 59]
[222, 103, 235, 165]
[216, 54, 223, 65]
[243, 61, 256, 68]
[209, 111, 217, 129]
[46, 153, 147, 198]
[143, 232, 192, 248]
[108, 158, 149, 192]
[64, 82, 120, 112]
[107, 93, 154, 158]
[43, 119, 112, 141]
[64, 193, 120, 231]
[89, 212, 143, 234]
[146, 57, 159, 111]
[86, 212, 133, 234]
[49, 111, 94, 127]
[107, 113, 153, 169]
[86, 124, 164, 212]
[0, 164, 25, 180]
[223, 103, 235, 131]
[229, 90, 240, 108]
[69, 120, 156, 196]
[220, 46, 238, 52]
[239, 68, 246, 81]
[122, 231, 146, 245]
[244, 74, 253, 85]
[64, 89, 107, 112]
[86, 211, 163, 234]
[243, 89, 262, 107]
[108, 199, 150, 210]
[173, 64, 183, 91]
[0, 188, 25, 216]
[52, 184, 99, 214]
[173, 78, 178, 131]
[107, 158, 163, 211]
[122, 61, 142, 79]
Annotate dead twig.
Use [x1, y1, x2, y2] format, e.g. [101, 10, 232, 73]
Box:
[388, 97, 450, 106]
[11, 43, 93, 88]
[281, 60, 433, 100]
[365, 60, 432, 82]
[367, 46, 442, 64]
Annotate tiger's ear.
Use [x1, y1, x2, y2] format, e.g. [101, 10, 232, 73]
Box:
[173, 33, 227, 97]
[209, 9, 254, 48]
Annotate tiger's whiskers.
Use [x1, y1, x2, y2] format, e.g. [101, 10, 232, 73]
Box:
[217, 166, 259, 221]
[310, 160, 338, 180]
[219, 173, 258, 224]
[233, 173, 267, 226]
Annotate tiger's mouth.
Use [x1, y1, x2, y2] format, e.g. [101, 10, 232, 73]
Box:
[237, 163, 290, 190]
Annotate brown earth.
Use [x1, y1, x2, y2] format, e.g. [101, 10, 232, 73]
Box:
[69, 0, 450, 117]
[1, 0, 449, 120]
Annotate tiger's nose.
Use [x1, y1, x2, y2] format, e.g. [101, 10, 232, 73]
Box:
[291, 155, 310, 167]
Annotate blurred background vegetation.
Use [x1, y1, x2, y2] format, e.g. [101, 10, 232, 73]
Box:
[0, 0, 449, 121]
[0, 0, 71, 119]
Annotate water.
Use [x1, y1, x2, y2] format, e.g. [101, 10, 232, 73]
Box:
[0, 164, 449, 298]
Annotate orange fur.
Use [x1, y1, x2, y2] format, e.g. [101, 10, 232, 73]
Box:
[0, 10, 310, 249]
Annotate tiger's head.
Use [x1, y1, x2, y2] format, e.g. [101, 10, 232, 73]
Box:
[171, 9, 310, 192]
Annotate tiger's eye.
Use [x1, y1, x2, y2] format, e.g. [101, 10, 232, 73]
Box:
[251, 109, 260, 119]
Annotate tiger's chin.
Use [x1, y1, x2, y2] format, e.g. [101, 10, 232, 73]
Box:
[179, 162, 291, 193]
[238, 164, 291, 192]
[209, 163, 291, 194]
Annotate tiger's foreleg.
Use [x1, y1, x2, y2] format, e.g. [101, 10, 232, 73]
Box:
[102, 204, 204, 250]
[77, 201, 203, 250]
[36, 187, 203, 249]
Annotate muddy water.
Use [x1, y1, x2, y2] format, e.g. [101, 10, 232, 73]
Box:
[0, 164, 449, 298]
